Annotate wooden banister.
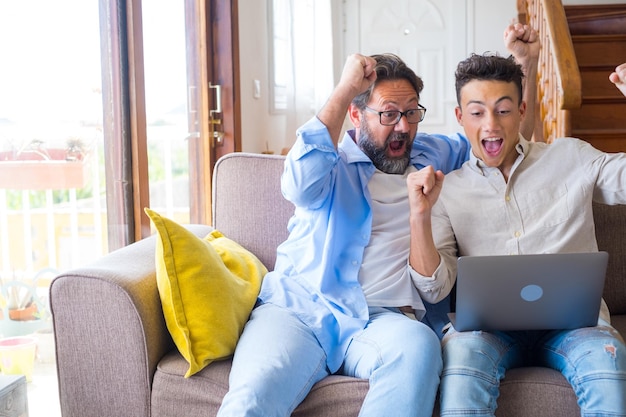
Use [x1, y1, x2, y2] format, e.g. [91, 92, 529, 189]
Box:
[520, 0, 582, 143]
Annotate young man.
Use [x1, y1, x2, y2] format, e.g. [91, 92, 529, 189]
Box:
[217, 25, 538, 417]
[410, 54, 626, 416]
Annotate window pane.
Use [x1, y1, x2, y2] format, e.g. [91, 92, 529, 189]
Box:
[0, 1, 103, 415]
[142, 1, 190, 224]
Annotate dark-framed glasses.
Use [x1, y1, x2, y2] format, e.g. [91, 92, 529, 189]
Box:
[364, 104, 427, 126]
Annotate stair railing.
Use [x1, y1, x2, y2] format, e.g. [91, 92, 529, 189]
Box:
[521, 0, 582, 143]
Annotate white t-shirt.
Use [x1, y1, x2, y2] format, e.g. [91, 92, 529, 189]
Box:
[359, 166, 426, 318]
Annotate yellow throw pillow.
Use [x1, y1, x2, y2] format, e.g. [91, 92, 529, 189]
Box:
[145, 208, 267, 377]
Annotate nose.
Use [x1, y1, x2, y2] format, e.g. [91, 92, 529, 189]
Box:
[394, 113, 411, 132]
[484, 111, 501, 131]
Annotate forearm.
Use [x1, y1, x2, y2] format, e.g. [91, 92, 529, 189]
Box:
[410, 230, 458, 304]
[408, 212, 440, 277]
[317, 85, 355, 148]
[519, 55, 538, 141]
[503, 23, 540, 141]
[409, 199, 459, 303]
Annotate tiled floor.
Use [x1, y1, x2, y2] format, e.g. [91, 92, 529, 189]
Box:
[0, 324, 61, 416]
[27, 362, 61, 417]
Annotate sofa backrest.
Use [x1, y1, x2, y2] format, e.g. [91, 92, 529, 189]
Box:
[212, 153, 626, 315]
[593, 202, 626, 315]
[212, 152, 292, 270]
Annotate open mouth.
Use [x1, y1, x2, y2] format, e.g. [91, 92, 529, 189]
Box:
[389, 140, 405, 152]
[482, 137, 503, 156]
[384, 132, 410, 158]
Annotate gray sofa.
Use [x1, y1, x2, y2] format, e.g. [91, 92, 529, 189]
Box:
[51, 152, 626, 417]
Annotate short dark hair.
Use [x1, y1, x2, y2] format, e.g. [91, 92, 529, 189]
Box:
[352, 53, 424, 109]
[455, 53, 524, 105]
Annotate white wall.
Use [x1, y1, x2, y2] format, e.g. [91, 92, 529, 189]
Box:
[470, 0, 518, 56]
[237, 0, 288, 154]
[238, 0, 339, 155]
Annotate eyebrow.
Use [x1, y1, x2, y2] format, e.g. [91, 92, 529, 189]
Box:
[378, 97, 419, 107]
[466, 96, 515, 106]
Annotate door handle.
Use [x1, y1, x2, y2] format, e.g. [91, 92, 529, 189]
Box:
[209, 83, 222, 124]
[209, 83, 224, 146]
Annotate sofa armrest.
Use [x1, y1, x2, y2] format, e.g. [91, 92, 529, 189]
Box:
[50, 225, 213, 417]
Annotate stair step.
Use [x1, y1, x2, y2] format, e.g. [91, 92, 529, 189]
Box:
[580, 69, 625, 98]
[570, 102, 626, 130]
[570, 129, 626, 153]
[561, 4, 626, 154]
[582, 96, 626, 105]
[566, 4, 626, 35]
[572, 34, 626, 67]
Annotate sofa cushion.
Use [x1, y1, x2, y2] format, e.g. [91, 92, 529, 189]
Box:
[593, 202, 626, 315]
[612, 315, 626, 337]
[151, 351, 582, 417]
[145, 208, 267, 377]
[152, 352, 370, 417]
[498, 367, 579, 416]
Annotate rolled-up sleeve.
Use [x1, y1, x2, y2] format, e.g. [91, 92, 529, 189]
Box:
[283, 117, 339, 208]
[410, 257, 455, 304]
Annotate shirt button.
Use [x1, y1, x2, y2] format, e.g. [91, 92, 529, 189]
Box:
[514, 231, 521, 238]
[505, 195, 510, 202]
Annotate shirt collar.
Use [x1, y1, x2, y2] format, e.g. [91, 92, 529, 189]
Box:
[339, 130, 372, 164]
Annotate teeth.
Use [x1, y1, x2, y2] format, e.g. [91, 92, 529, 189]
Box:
[483, 137, 501, 142]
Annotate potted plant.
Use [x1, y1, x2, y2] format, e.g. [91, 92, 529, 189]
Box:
[0, 138, 90, 190]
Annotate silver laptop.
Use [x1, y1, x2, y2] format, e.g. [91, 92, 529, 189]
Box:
[448, 252, 609, 332]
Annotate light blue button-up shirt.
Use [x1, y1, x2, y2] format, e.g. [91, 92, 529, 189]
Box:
[258, 117, 470, 372]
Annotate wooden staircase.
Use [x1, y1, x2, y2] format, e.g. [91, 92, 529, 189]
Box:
[521, 1, 626, 152]
[567, 4, 626, 152]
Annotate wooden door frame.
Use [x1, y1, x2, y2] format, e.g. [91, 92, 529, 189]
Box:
[100, 0, 152, 249]
[102, 0, 240, 246]
[212, 0, 241, 160]
[188, 0, 241, 225]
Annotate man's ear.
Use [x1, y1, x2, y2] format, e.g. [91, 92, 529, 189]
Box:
[455, 106, 463, 126]
[518, 100, 527, 120]
[348, 104, 362, 128]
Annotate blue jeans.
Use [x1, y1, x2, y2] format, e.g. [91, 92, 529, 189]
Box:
[422, 293, 453, 340]
[217, 303, 442, 417]
[440, 320, 626, 417]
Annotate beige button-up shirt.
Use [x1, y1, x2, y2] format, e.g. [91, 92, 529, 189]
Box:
[414, 136, 626, 323]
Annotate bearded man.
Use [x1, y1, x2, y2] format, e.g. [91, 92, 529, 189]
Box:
[217, 24, 539, 417]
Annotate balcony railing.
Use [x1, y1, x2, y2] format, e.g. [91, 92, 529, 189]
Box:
[0, 130, 189, 339]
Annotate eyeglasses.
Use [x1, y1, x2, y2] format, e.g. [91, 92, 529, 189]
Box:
[364, 104, 427, 126]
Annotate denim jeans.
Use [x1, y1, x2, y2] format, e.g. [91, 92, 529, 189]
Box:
[422, 293, 453, 340]
[439, 320, 626, 417]
[218, 303, 442, 417]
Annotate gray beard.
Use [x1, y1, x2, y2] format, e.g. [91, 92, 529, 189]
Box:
[357, 122, 412, 174]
